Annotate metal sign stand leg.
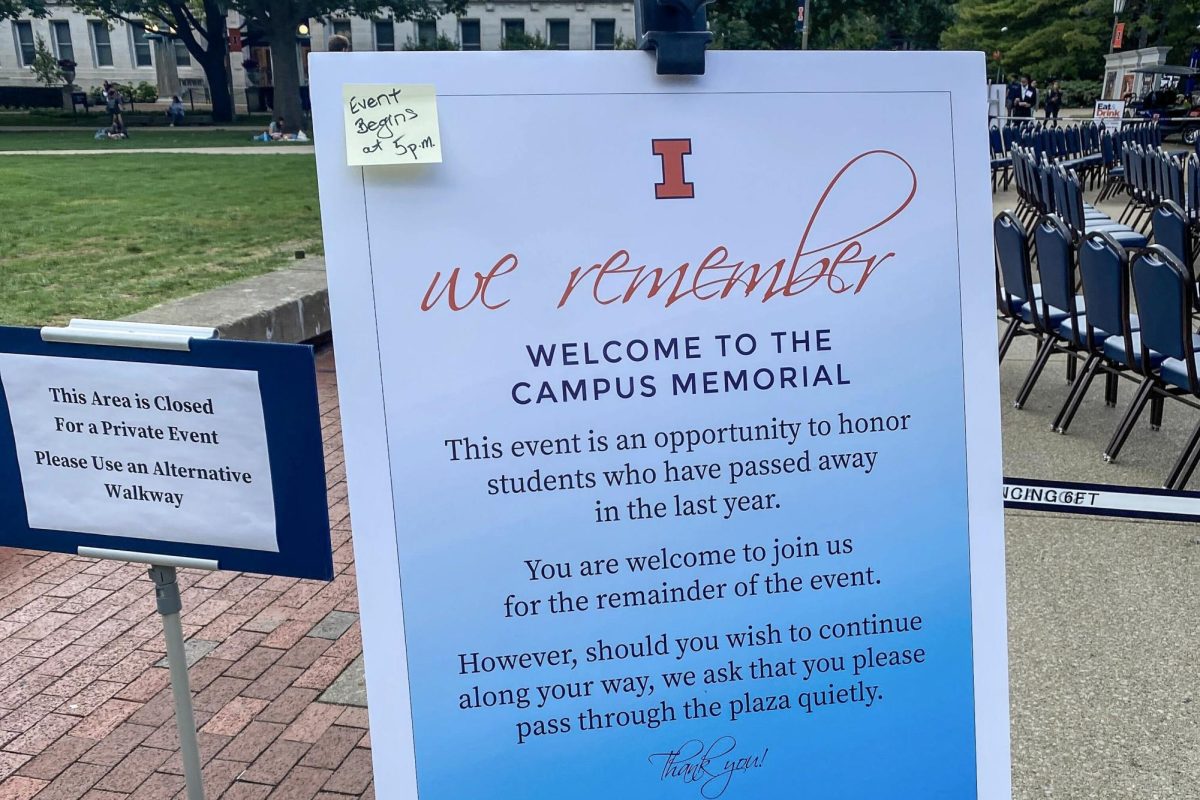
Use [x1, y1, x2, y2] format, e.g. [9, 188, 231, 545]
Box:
[148, 565, 205, 800]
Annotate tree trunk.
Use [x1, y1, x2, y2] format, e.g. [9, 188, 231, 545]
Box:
[267, 5, 305, 134]
[169, 0, 234, 122]
[202, 0, 233, 122]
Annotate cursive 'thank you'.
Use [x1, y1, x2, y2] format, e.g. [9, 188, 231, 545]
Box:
[648, 737, 769, 798]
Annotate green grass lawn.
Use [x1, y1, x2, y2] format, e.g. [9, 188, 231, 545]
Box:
[0, 154, 323, 327]
[0, 129, 298, 151]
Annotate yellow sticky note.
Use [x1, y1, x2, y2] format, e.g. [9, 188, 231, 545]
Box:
[343, 84, 442, 166]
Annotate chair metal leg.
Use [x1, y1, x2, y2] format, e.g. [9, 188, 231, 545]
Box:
[1149, 394, 1164, 430]
[1015, 336, 1056, 410]
[998, 318, 1020, 362]
[1164, 417, 1200, 489]
[1054, 355, 1100, 433]
[1104, 377, 1155, 462]
[1104, 371, 1119, 406]
[1119, 197, 1136, 224]
[1066, 354, 1077, 383]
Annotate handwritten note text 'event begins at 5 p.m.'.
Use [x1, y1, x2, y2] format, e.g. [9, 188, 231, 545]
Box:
[343, 83, 442, 166]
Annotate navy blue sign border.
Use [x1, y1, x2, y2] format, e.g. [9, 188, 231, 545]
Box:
[0, 326, 333, 581]
[1003, 475, 1200, 524]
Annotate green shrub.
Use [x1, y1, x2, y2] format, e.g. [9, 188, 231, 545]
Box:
[1059, 79, 1103, 108]
[134, 82, 158, 103]
[403, 32, 460, 50]
[501, 30, 552, 50]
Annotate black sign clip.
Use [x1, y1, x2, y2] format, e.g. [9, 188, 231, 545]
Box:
[635, 0, 713, 76]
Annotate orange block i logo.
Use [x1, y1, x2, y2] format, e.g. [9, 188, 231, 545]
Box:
[652, 139, 694, 199]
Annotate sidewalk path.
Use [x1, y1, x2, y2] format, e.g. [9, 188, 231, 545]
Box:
[0, 147, 314, 156]
[0, 347, 373, 799]
[0, 127, 263, 133]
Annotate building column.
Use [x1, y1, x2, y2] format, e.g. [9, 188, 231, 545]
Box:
[153, 39, 182, 101]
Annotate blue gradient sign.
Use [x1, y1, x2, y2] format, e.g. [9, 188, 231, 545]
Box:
[312, 51, 1008, 799]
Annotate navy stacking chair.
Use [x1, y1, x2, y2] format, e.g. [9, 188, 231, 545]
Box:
[1104, 246, 1200, 462]
[1123, 247, 1200, 487]
[1151, 200, 1192, 279]
[1059, 167, 1149, 250]
[1164, 153, 1185, 207]
[1054, 233, 1143, 433]
[1187, 154, 1200, 224]
[1012, 215, 1089, 409]
[989, 126, 1011, 192]
[1095, 132, 1125, 202]
[995, 213, 1046, 364]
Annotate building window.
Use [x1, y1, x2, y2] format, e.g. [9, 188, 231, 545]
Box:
[131, 23, 152, 67]
[503, 19, 525, 41]
[90, 21, 113, 66]
[374, 20, 394, 51]
[14, 21, 35, 66]
[174, 40, 190, 66]
[51, 21, 74, 63]
[416, 20, 436, 48]
[547, 19, 569, 50]
[331, 19, 351, 48]
[593, 19, 615, 50]
[459, 19, 480, 51]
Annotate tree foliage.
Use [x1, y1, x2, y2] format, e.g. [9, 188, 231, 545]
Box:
[0, 0, 45, 18]
[234, 0, 467, 132]
[941, 0, 1200, 82]
[29, 34, 64, 86]
[709, 0, 954, 51]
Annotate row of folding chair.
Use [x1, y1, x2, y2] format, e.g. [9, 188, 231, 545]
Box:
[1113, 145, 1186, 232]
[1115, 120, 1163, 150]
[1008, 148, 1147, 251]
[992, 122, 1109, 193]
[997, 212, 1200, 489]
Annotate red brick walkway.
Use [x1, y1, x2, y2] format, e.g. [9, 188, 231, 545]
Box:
[0, 348, 375, 799]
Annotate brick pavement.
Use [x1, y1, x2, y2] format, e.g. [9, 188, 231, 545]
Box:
[0, 347, 375, 799]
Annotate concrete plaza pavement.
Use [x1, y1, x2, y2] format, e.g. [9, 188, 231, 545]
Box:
[995, 183, 1200, 798]
[0, 348, 372, 799]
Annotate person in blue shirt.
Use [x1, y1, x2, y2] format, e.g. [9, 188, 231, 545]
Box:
[167, 96, 185, 127]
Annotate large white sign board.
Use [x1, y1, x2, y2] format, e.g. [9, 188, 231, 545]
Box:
[312, 51, 1007, 799]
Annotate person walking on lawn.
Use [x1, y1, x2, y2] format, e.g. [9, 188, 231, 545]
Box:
[105, 86, 125, 134]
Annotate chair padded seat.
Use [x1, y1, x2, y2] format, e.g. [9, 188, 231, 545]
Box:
[1107, 230, 1150, 248]
[1081, 221, 1149, 248]
[1057, 313, 1140, 343]
[1018, 296, 1085, 326]
[1003, 283, 1040, 317]
[991, 157, 1012, 168]
[1158, 347, 1200, 390]
[1102, 331, 1185, 370]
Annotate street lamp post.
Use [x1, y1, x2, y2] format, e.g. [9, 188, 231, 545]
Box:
[995, 27, 1008, 86]
[800, 0, 812, 51]
[1111, 0, 1127, 54]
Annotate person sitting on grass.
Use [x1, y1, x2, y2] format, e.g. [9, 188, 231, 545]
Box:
[167, 95, 185, 127]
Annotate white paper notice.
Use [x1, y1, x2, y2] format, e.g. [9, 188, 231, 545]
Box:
[343, 83, 442, 166]
[0, 354, 278, 552]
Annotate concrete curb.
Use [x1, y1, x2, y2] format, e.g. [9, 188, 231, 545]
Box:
[123, 256, 330, 343]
